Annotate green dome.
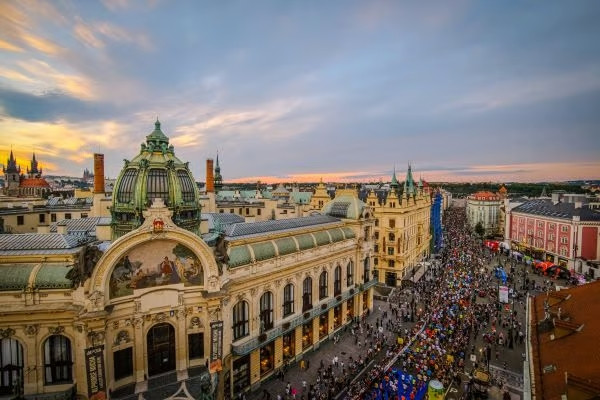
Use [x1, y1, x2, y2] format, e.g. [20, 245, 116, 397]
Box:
[111, 120, 201, 238]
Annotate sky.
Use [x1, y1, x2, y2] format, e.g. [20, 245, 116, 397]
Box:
[0, 0, 599, 184]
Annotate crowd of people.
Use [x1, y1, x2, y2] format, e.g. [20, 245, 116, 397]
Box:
[343, 207, 523, 399]
[262, 206, 543, 400]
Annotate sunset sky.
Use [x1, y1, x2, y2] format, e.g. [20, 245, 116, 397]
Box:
[0, 1, 599, 183]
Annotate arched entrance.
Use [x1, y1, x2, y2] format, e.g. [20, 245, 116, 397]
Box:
[147, 323, 175, 376]
[0, 338, 24, 395]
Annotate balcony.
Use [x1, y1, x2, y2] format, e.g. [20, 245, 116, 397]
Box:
[231, 278, 377, 356]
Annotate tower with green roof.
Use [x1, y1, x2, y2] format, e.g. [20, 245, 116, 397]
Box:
[110, 120, 202, 238]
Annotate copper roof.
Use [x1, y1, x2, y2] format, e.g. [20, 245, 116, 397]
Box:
[20, 178, 50, 187]
[530, 280, 600, 399]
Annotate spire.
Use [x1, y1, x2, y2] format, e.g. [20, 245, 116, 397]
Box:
[4, 148, 19, 174]
[390, 165, 399, 188]
[214, 151, 223, 192]
[540, 186, 547, 198]
[405, 163, 415, 196]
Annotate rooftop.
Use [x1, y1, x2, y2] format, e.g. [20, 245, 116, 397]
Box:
[530, 280, 600, 399]
[225, 214, 340, 239]
[513, 199, 600, 221]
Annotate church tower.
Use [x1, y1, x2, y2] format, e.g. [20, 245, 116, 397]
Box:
[27, 152, 42, 178]
[3, 150, 21, 196]
[213, 152, 223, 193]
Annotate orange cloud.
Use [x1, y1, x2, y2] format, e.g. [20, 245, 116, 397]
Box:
[0, 38, 23, 52]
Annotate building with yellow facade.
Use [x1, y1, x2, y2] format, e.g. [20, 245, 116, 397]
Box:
[0, 121, 375, 400]
[365, 165, 432, 287]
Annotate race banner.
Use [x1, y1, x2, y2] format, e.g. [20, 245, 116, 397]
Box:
[210, 321, 224, 373]
[85, 345, 107, 400]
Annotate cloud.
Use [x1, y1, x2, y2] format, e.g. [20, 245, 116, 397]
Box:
[0, 86, 114, 122]
[0, 39, 23, 52]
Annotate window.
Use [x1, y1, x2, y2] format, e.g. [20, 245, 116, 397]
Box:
[283, 284, 294, 317]
[537, 230, 543, 238]
[319, 271, 328, 300]
[230, 209, 234, 213]
[113, 347, 133, 381]
[219, 210, 224, 213]
[0, 338, 23, 395]
[232, 301, 249, 340]
[334, 266, 342, 296]
[177, 170, 196, 202]
[239, 208, 242, 214]
[302, 277, 312, 312]
[51, 213, 57, 222]
[346, 261, 354, 287]
[257, 209, 261, 216]
[65, 213, 72, 219]
[39, 213, 46, 223]
[388, 232, 395, 241]
[561, 225, 568, 232]
[44, 335, 72, 384]
[80, 213, 88, 218]
[260, 292, 274, 331]
[375, 219, 379, 227]
[374, 231, 379, 240]
[548, 234, 555, 241]
[246, 208, 250, 215]
[389, 219, 395, 228]
[363, 258, 370, 283]
[17, 215, 24, 225]
[147, 169, 170, 205]
[560, 237, 568, 244]
[388, 260, 395, 268]
[117, 168, 138, 203]
[188, 333, 204, 360]
[387, 247, 394, 255]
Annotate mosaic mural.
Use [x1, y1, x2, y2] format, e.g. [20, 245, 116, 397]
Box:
[109, 240, 203, 298]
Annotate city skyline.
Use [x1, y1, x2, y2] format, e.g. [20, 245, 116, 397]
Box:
[1, 1, 599, 183]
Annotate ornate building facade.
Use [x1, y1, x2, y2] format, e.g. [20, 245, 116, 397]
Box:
[366, 165, 432, 287]
[2, 151, 50, 198]
[0, 122, 376, 400]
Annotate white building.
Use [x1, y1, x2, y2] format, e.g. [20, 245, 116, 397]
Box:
[467, 191, 502, 236]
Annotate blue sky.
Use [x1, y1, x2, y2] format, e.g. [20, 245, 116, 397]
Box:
[0, 0, 599, 182]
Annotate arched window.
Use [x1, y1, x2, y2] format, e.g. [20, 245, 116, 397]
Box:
[363, 257, 370, 283]
[334, 266, 342, 296]
[302, 277, 312, 312]
[233, 301, 249, 340]
[44, 335, 72, 384]
[1, 338, 23, 395]
[346, 261, 354, 287]
[283, 284, 294, 317]
[146, 168, 169, 205]
[319, 271, 328, 300]
[260, 292, 274, 332]
[388, 232, 395, 241]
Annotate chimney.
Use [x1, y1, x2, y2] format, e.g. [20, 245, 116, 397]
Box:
[551, 192, 561, 205]
[206, 159, 214, 193]
[94, 153, 105, 194]
[574, 201, 583, 209]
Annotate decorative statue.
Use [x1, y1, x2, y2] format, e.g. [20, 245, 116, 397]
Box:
[67, 244, 104, 288]
[213, 233, 229, 275]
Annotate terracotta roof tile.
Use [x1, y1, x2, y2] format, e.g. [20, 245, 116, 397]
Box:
[530, 280, 600, 399]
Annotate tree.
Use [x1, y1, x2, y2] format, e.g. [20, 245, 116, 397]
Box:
[475, 222, 485, 237]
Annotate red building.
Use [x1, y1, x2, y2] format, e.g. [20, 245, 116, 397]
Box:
[507, 198, 600, 277]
